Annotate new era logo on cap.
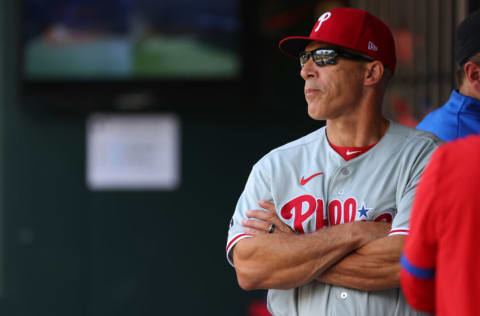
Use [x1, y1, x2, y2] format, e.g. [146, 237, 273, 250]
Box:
[368, 41, 378, 51]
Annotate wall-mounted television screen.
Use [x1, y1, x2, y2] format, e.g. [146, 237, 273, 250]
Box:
[20, 0, 253, 113]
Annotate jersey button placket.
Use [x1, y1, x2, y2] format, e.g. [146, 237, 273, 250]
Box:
[341, 168, 350, 176]
[340, 291, 348, 300]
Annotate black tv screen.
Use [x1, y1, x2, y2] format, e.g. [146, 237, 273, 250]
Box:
[20, 0, 252, 113]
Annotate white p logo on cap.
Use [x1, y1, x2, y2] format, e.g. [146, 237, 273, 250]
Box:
[315, 12, 332, 32]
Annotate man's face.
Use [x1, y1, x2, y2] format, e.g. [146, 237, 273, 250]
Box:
[300, 42, 366, 121]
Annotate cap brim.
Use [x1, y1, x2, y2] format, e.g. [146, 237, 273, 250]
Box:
[279, 36, 314, 58]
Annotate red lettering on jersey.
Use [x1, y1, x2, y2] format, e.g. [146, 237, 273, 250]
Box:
[280, 194, 316, 233]
[316, 199, 326, 230]
[329, 198, 357, 225]
[344, 198, 357, 222]
[328, 200, 342, 226]
[281, 195, 363, 232]
[374, 213, 393, 222]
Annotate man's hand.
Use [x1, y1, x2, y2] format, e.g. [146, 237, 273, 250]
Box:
[242, 200, 295, 235]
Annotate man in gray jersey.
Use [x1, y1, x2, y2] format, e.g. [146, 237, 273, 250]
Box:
[226, 7, 439, 316]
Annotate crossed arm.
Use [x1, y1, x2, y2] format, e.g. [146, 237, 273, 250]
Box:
[317, 234, 404, 291]
[233, 201, 404, 291]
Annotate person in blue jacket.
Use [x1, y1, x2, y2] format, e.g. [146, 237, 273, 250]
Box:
[417, 10, 480, 141]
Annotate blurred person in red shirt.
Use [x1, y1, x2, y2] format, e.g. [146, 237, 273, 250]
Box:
[400, 134, 480, 315]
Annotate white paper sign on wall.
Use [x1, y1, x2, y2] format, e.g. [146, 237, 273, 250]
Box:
[86, 113, 180, 190]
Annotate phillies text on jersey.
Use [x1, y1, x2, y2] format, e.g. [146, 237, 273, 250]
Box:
[279, 194, 397, 233]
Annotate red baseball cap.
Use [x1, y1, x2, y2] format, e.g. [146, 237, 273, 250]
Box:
[279, 7, 396, 74]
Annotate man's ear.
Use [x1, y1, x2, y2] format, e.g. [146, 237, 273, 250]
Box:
[364, 61, 384, 86]
[464, 61, 480, 92]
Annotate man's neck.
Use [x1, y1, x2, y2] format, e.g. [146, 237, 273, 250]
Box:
[459, 84, 480, 100]
[326, 115, 389, 147]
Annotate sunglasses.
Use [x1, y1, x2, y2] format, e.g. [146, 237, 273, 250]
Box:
[299, 48, 373, 68]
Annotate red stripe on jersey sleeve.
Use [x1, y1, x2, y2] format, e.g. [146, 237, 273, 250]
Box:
[226, 233, 251, 253]
[389, 229, 409, 235]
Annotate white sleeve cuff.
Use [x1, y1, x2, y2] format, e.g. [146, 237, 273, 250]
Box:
[226, 233, 252, 267]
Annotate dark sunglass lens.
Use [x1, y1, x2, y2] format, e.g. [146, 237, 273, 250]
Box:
[312, 54, 332, 66]
[299, 52, 310, 67]
[312, 49, 337, 66]
[299, 49, 339, 67]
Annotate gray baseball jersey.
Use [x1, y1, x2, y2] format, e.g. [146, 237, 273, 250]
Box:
[226, 121, 440, 316]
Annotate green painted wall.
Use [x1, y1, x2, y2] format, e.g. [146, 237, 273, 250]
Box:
[0, 2, 321, 315]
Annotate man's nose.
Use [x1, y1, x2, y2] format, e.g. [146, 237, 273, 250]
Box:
[300, 58, 317, 80]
